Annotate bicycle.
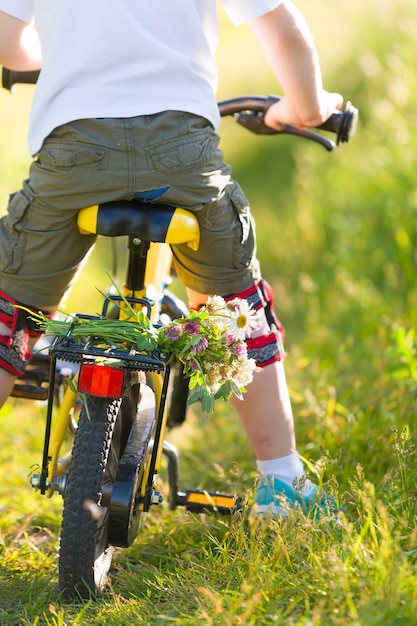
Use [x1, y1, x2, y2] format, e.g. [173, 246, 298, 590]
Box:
[2, 67, 358, 600]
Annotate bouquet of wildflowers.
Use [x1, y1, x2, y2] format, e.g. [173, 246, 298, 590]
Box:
[23, 294, 259, 413]
[158, 295, 259, 412]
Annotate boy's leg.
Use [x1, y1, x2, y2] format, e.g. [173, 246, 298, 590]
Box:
[187, 286, 339, 518]
[186, 288, 296, 461]
[231, 359, 296, 460]
[0, 368, 17, 406]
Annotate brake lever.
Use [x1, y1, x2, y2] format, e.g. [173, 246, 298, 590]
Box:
[234, 110, 336, 151]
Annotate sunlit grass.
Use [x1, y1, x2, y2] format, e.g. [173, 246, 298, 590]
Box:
[2, 428, 417, 624]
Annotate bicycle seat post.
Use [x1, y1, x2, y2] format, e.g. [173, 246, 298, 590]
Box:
[125, 235, 149, 295]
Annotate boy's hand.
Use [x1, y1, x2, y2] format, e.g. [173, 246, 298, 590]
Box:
[264, 91, 344, 132]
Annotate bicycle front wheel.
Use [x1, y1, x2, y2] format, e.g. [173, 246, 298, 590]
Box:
[58, 377, 139, 600]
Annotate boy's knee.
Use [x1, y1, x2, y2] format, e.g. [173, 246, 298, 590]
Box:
[225, 279, 285, 368]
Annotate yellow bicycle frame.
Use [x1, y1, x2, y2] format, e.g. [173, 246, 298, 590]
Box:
[44, 203, 199, 499]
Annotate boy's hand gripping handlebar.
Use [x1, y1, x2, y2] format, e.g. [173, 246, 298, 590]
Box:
[218, 95, 358, 150]
[2, 68, 358, 150]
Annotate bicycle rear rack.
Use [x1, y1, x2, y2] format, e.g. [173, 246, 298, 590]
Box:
[49, 313, 166, 373]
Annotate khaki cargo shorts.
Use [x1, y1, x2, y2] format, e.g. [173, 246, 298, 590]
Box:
[0, 111, 261, 310]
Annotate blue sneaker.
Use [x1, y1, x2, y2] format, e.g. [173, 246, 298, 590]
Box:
[254, 475, 338, 519]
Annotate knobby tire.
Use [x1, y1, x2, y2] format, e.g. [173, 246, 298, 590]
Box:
[58, 379, 138, 600]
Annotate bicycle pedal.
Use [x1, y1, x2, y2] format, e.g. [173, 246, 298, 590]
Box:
[10, 384, 49, 401]
[11, 355, 51, 401]
[176, 489, 241, 515]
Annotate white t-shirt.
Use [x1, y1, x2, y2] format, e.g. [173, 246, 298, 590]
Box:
[1, 0, 281, 155]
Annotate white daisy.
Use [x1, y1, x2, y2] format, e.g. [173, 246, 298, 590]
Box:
[226, 299, 260, 340]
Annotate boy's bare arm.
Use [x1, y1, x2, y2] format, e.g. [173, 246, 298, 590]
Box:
[0, 10, 41, 70]
[250, 0, 342, 129]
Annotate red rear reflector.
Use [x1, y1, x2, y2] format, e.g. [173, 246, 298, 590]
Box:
[78, 363, 125, 398]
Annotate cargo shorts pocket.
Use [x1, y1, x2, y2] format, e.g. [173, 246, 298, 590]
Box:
[229, 184, 256, 269]
[0, 191, 30, 273]
[37, 141, 106, 172]
[146, 129, 217, 175]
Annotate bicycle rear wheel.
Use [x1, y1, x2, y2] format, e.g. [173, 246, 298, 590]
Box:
[58, 375, 140, 600]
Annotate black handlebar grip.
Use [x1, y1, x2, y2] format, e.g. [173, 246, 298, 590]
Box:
[264, 96, 359, 144]
[318, 101, 359, 144]
[2, 68, 40, 90]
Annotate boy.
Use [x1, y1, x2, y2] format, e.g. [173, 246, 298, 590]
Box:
[0, 1, 342, 515]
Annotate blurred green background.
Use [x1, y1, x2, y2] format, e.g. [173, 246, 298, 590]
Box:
[1, 0, 417, 489]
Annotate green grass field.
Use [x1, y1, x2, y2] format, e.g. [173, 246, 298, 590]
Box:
[2, 0, 417, 623]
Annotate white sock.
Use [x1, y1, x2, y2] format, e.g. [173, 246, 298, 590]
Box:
[256, 452, 305, 488]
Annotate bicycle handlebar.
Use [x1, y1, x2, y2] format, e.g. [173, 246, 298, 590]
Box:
[2, 68, 358, 150]
[218, 95, 358, 150]
[2, 68, 40, 90]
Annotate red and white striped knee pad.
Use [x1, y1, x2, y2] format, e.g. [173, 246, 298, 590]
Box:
[0, 290, 46, 376]
[225, 280, 285, 368]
